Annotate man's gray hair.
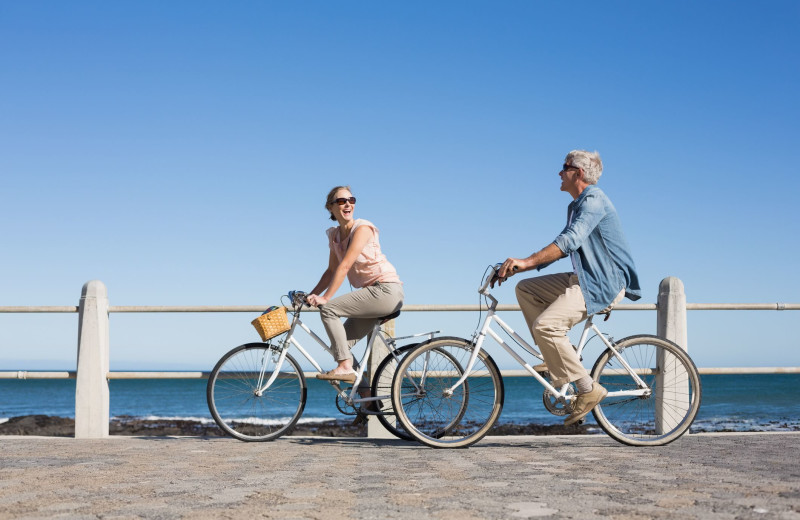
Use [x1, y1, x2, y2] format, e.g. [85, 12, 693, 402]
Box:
[566, 150, 603, 184]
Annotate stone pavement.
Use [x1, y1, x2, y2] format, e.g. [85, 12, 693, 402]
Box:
[1, 432, 799, 519]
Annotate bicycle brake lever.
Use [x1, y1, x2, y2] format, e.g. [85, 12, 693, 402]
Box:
[288, 290, 309, 308]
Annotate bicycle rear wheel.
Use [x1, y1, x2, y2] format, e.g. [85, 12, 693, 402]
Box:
[372, 344, 417, 440]
[590, 335, 701, 446]
[207, 342, 306, 441]
[392, 337, 504, 448]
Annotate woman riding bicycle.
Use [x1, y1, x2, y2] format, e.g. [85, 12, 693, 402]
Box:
[307, 186, 404, 384]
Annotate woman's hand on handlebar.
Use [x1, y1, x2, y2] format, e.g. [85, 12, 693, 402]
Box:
[306, 294, 328, 307]
[288, 290, 311, 307]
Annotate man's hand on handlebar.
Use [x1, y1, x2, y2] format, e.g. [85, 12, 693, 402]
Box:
[492, 258, 522, 287]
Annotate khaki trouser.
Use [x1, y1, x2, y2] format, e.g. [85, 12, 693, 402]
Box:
[515, 273, 625, 387]
[319, 282, 404, 363]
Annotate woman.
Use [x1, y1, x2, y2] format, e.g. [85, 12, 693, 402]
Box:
[307, 186, 404, 383]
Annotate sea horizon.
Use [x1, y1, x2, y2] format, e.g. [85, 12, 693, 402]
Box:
[2, 374, 799, 433]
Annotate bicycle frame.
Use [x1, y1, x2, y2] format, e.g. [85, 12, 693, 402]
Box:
[443, 270, 651, 402]
[257, 306, 437, 408]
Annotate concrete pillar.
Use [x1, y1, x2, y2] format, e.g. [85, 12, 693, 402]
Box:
[655, 277, 689, 434]
[75, 280, 110, 438]
[657, 277, 687, 349]
[367, 319, 394, 439]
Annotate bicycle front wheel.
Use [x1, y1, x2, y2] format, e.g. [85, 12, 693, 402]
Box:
[392, 337, 504, 448]
[590, 335, 702, 446]
[207, 343, 306, 441]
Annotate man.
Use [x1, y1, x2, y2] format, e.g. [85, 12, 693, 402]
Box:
[497, 150, 640, 426]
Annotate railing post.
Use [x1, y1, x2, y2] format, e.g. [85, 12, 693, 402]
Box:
[657, 277, 687, 349]
[367, 319, 395, 439]
[656, 277, 689, 433]
[75, 280, 110, 438]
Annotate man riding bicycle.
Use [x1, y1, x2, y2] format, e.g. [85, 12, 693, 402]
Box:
[497, 150, 641, 426]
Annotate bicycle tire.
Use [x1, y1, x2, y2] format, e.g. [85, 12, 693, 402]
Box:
[371, 344, 418, 441]
[590, 334, 702, 446]
[392, 337, 504, 448]
[207, 342, 306, 441]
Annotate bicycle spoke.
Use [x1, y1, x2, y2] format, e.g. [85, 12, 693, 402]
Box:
[207, 344, 306, 441]
[591, 335, 701, 446]
[392, 338, 504, 448]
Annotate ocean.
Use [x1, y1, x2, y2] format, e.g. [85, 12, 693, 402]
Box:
[1, 374, 799, 432]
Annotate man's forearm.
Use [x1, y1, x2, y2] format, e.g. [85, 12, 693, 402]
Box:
[523, 243, 566, 271]
[498, 242, 568, 280]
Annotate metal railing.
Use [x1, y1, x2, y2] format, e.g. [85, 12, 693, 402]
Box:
[1, 278, 799, 438]
[6, 302, 799, 314]
[4, 300, 799, 383]
[4, 366, 800, 381]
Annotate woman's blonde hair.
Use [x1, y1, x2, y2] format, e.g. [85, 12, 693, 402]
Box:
[325, 185, 353, 221]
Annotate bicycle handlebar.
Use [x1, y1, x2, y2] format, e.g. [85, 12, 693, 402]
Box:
[287, 290, 309, 308]
[480, 263, 518, 294]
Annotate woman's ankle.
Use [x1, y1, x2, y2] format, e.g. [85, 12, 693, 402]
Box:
[336, 361, 354, 372]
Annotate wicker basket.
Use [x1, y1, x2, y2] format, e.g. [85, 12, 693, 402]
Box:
[251, 306, 290, 341]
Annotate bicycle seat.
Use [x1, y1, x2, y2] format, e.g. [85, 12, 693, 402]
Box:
[379, 310, 401, 324]
[596, 310, 612, 321]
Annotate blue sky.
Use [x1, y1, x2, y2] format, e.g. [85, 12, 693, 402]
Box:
[1, 1, 798, 371]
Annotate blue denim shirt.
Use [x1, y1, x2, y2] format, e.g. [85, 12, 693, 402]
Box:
[548, 185, 641, 315]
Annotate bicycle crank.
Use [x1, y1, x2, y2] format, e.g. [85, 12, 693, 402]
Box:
[335, 389, 359, 416]
[542, 386, 576, 416]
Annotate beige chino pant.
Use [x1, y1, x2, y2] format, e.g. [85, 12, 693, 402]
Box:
[319, 282, 404, 363]
[515, 273, 624, 387]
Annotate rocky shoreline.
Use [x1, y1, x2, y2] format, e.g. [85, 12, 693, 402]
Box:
[0, 415, 591, 437]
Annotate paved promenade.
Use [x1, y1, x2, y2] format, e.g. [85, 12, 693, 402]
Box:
[1, 432, 799, 519]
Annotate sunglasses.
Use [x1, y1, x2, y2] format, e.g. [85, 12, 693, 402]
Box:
[332, 197, 357, 206]
[561, 164, 580, 172]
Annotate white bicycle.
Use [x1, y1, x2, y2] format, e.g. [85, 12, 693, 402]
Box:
[391, 265, 702, 448]
[207, 291, 437, 441]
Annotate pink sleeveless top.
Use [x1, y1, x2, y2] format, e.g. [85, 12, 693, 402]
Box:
[326, 219, 401, 288]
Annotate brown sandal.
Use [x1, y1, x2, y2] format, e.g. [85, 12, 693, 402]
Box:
[315, 369, 357, 383]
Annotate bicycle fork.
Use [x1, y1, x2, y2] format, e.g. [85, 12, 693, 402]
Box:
[255, 347, 288, 397]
